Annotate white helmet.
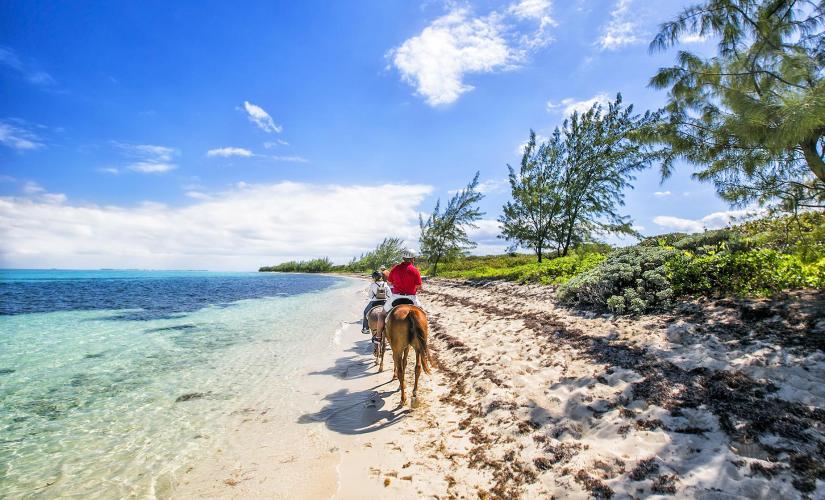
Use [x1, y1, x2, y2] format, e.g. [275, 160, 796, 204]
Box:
[402, 248, 417, 259]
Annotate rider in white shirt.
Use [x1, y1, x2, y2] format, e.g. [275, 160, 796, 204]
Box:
[362, 271, 389, 334]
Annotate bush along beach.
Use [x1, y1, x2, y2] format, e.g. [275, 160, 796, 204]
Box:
[431, 211, 824, 315]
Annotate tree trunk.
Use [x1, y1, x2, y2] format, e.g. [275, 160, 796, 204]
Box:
[537, 243, 543, 263]
[801, 137, 825, 183]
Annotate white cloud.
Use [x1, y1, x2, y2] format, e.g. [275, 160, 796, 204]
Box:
[449, 178, 509, 195]
[0, 181, 433, 270]
[510, 0, 553, 20]
[547, 92, 609, 115]
[653, 209, 760, 233]
[22, 181, 45, 194]
[270, 155, 309, 163]
[598, 0, 644, 51]
[41, 193, 67, 204]
[185, 191, 211, 200]
[114, 143, 178, 174]
[467, 218, 509, 255]
[0, 47, 56, 87]
[389, 3, 555, 106]
[681, 33, 710, 43]
[16, 180, 66, 205]
[207, 147, 253, 158]
[264, 139, 289, 148]
[0, 120, 44, 151]
[243, 101, 282, 133]
[129, 162, 176, 173]
[653, 190, 671, 197]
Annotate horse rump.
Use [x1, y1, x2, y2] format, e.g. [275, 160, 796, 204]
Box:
[406, 308, 431, 374]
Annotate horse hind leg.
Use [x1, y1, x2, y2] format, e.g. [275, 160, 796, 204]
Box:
[378, 330, 386, 373]
[411, 350, 422, 408]
[391, 341, 403, 386]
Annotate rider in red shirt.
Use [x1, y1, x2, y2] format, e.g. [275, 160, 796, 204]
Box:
[384, 249, 423, 311]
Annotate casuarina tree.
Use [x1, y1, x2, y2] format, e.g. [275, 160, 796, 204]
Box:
[647, 0, 825, 211]
[419, 172, 485, 276]
[501, 94, 659, 259]
[499, 130, 565, 262]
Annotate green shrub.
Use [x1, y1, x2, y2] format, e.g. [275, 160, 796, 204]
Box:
[736, 211, 825, 263]
[669, 249, 822, 296]
[259, 257, 334, 273]
[639, 232, 689, 248]
[440, 252, 605, 284]
[557, 246, 678, 314]
[436, 253, 536, 274]
[671, 228, 750, 254]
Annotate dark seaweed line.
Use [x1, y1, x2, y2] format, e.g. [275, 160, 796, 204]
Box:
[426, 284, 825, 495]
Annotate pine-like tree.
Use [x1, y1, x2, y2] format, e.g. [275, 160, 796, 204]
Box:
[499, 130, 565, 262]
[648, 0, 825, 210]
[419, 172, 484, 275]
[501, 94, 658, 259]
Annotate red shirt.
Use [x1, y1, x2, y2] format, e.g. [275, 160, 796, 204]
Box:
[387, 262, 422, 295]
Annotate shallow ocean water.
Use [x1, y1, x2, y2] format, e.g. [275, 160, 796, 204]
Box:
[0, 270, 360, 498]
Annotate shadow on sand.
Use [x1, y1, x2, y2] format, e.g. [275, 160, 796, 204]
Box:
[299, 339, 408, 435]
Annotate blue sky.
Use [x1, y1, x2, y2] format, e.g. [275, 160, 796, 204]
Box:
[0, 0, 751, 270]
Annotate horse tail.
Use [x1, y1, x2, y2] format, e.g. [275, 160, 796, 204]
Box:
[407, 310, 431, 374]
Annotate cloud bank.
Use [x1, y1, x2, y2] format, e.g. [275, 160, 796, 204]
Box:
[0, 182, 432, 271]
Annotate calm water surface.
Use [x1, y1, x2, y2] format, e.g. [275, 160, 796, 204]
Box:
[0, 269, 358, 498]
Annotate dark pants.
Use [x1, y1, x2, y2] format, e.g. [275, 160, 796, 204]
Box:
[362, 300, 385, 330]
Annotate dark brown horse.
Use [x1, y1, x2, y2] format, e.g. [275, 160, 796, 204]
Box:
[384, 304, 431, 407]
[366, 305, 387, 372]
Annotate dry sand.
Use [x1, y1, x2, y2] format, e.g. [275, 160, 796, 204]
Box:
[176, 278, 825, 499]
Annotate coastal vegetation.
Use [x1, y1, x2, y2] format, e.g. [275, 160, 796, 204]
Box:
[443, 210, 823, 314]
[258, 257, 333, 273]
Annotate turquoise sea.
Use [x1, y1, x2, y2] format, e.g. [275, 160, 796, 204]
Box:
[0, 269, 361, 498]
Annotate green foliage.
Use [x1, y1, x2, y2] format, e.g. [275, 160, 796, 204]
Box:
[437, 253, 536, 273]
[735, 210, 825, 263]
[345, 237, 407, 272]
[420, 172, 485, 276]
[648, 0, 825, 210]
[558, 213, 825, 314]
[558, 247, 679, 314]
[259, 257, 333, 273]
[500, 95, 657, 259]
[668, 249, 822, 296]
[440, 252, 606, 284]
[499, 129, 566, 262]
[670, 228, 750, 254]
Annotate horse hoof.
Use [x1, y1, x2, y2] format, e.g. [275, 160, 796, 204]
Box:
[411, 397, 421, 409]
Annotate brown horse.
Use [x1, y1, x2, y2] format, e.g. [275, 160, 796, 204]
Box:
[366, 305, 387, 372]
[384, 304, 431, 407]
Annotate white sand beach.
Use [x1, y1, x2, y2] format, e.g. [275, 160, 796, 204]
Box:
[173, 278, 825, 498]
